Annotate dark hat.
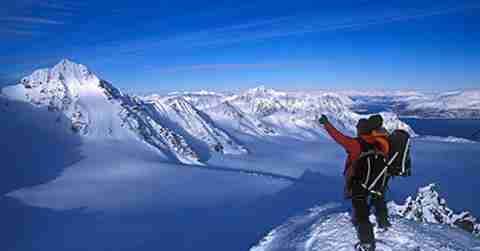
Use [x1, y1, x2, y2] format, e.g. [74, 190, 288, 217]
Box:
[356, 118, 372, 135]
[368, 114, 383, 130]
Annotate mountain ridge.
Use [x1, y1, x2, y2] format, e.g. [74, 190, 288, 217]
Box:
[251, 184, 480, 251]
[2, 59, 416, 164]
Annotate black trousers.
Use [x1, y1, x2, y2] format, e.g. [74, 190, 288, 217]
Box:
[351, 184, 390, 244]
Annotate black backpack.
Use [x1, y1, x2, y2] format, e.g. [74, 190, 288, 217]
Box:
[354, 139, 390, 196]
[387, 130, 412, 177]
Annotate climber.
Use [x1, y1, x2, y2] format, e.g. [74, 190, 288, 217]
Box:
[318, 114, 392, 251]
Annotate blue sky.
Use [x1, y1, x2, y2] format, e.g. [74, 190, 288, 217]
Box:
[1, 0, 479, 93]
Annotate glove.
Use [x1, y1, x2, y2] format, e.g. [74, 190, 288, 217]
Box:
[318, 114, 328, 125]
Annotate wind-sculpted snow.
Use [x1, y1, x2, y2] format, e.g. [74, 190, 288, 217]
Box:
[251, 184, 480, 251]
[251, 204, 480, 251]
[390, 184, 480, 237]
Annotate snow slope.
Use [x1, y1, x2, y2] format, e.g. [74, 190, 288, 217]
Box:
[251, 208, 480, 251]
[251, 185, 480, 251]
[1, 95, 288, 211]
[3, 60, 413, 164]
[2, 61, 480, 251]
[144, 95, 247, 155]
[1, 59, 215, 164]
[3, 82, 480, 251]
[204, 100, 278, 136]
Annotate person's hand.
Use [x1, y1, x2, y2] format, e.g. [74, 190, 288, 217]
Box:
[318, 114, 328, 125]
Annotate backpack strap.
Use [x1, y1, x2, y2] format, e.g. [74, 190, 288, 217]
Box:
[356, 137, 379, 161]
[357, 137, 374, 152]
[357, 137, 388, 158]
[356, 137, 390, 196]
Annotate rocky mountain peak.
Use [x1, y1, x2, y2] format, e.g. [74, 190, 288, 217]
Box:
[390, 183, 480, 237]
[20, 59, 97, 90]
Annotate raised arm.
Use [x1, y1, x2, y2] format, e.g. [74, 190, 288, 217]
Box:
[319, 115, 358, 152]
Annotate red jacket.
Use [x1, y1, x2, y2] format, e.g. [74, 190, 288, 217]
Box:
[323, 121, 389, 179]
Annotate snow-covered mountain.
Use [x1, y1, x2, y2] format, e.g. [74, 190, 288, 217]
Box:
[143, 95, 247, 155]
[225, 86, 289, 117]
[166, 90, 228, 110]
[416, 135, 477, 144]
[251, 184, 480, 251]
[204, 100, 278, 136]
[145, 86, 413, 139]
[347, 89, 480, 119]
[209, 86, 413, 138]
[225, 86, 355, 119]
[1, 60, 205, 164]
[395, 89, 480, 119]
[2, 62, 478, 251]
[1, 59, 415, 165]
[390, 184, 480, 237]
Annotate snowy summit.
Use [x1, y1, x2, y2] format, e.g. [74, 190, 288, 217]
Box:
[1, 59, 415, 164]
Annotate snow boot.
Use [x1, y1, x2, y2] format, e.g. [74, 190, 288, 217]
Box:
[355, 242, 376, 251]
[377, 219, 392, 230]
[375, 226, 389, 234]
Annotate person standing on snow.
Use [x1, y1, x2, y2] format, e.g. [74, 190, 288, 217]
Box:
[318, 114, 392, 251]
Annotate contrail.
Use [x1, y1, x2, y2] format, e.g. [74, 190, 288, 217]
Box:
[99, 3, 480, 56]
[0, 16, 64, 25]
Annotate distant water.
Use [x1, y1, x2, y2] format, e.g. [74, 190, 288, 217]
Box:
[402, 118, 480, 141]
[350, 97, 395, 115]
[351, 99, 480, 141]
